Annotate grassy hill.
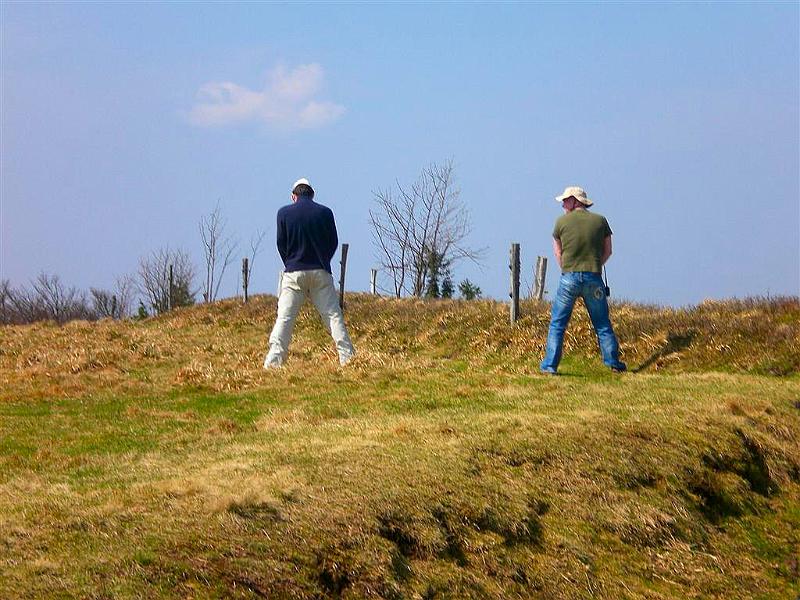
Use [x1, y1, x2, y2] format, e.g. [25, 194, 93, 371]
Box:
[1, 295, 799, 599]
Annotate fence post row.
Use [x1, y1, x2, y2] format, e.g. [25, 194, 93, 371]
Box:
[339, 243, 349, 310]
[533, 256, 548, 301]
[167, 245, 537, 313]
[509, 243, 520, 324]
[242, 258, 249, 303]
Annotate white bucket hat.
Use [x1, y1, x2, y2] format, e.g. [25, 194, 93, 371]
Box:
[292, 178, 313, 193]
[555, 186, 593, 207]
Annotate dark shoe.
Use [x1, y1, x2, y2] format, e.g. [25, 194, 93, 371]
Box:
[611, 365, 627, 374]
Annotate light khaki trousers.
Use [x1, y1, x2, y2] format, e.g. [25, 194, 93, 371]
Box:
[264, 269, 355, 367]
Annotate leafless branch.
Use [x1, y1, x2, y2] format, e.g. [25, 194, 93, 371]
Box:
[199, 201, 239, 302]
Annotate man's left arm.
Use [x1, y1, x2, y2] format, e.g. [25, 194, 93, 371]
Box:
[553, 237, 563, 269]
[601, 236, 612, 266]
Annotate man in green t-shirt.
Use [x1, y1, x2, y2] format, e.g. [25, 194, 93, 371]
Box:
[540, 186, 626, 374]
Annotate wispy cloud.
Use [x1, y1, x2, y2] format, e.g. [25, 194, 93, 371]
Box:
[188, 64, 345, 130]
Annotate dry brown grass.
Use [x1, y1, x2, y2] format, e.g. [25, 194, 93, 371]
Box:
[1, 294, 797, 403]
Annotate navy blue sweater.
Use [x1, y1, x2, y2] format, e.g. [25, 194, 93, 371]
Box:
[276, 196, 339, 274]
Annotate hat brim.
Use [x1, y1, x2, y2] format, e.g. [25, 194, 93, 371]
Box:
[555, 194, 593, 206]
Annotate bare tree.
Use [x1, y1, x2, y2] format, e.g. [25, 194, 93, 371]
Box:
[199, 202, 239, 302]
[369, 160, 483, 297]
[90, 274, 135, 319]
[90, 289, 115, 320]
[33, 273, 94, 322]
[1, 274, 135, 324]
[115, 274, 136, 317]
[369, 186, 412, 297]
[3, 280, 44, 323]
[0, 279, 15, 324]
[138, 247, 196, 315]
[1, 273, 94, 324]
[7, 290, 33, 323]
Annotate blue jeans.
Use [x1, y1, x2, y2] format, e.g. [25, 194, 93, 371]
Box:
[540, 272, 625, 372]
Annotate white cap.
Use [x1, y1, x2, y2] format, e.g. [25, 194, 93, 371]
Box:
[292, 178, 313, 193]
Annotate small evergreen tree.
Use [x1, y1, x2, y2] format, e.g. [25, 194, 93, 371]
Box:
[441, 271, 454, 298]
[458, 279, 482, 300]
[425, 278, 440, 299]
[424, 248, 451, 299]
[170, 278, 196, 310]
[136, 301, 149, 320]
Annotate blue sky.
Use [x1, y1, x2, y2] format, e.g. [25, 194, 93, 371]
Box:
[2, 2, 798, 306]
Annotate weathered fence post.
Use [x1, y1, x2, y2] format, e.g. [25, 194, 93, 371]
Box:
[242, 258, 249, 303]
[370, 269, 378, 295]
[339, 243, 349, 310]
[168, 264, 174, 311]
[509, 243, 520, 324]
[533, 256, 548, 301]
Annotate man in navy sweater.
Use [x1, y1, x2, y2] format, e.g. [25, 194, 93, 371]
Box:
[264, 178, 355, 367]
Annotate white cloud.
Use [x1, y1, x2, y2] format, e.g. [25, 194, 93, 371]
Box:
[188, 63, 345, 130]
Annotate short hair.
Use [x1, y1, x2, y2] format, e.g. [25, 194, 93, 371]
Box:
[293, 183, 314, 198]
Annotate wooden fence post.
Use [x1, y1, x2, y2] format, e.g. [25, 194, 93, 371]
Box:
[510, 243, 520, 324]
[339, 243, 349, 310]
[370, 269, 378, 295]
[533, 256, 548, 301]
[242, 258, 249, 303]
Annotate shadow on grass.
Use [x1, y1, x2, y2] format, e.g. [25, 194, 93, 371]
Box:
[633, 330, 698, 374]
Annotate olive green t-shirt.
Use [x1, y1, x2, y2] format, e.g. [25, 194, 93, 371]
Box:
[553, 210, 613, 273]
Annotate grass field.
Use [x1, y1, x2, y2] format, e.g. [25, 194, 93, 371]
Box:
[1, 295, 799, 599]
